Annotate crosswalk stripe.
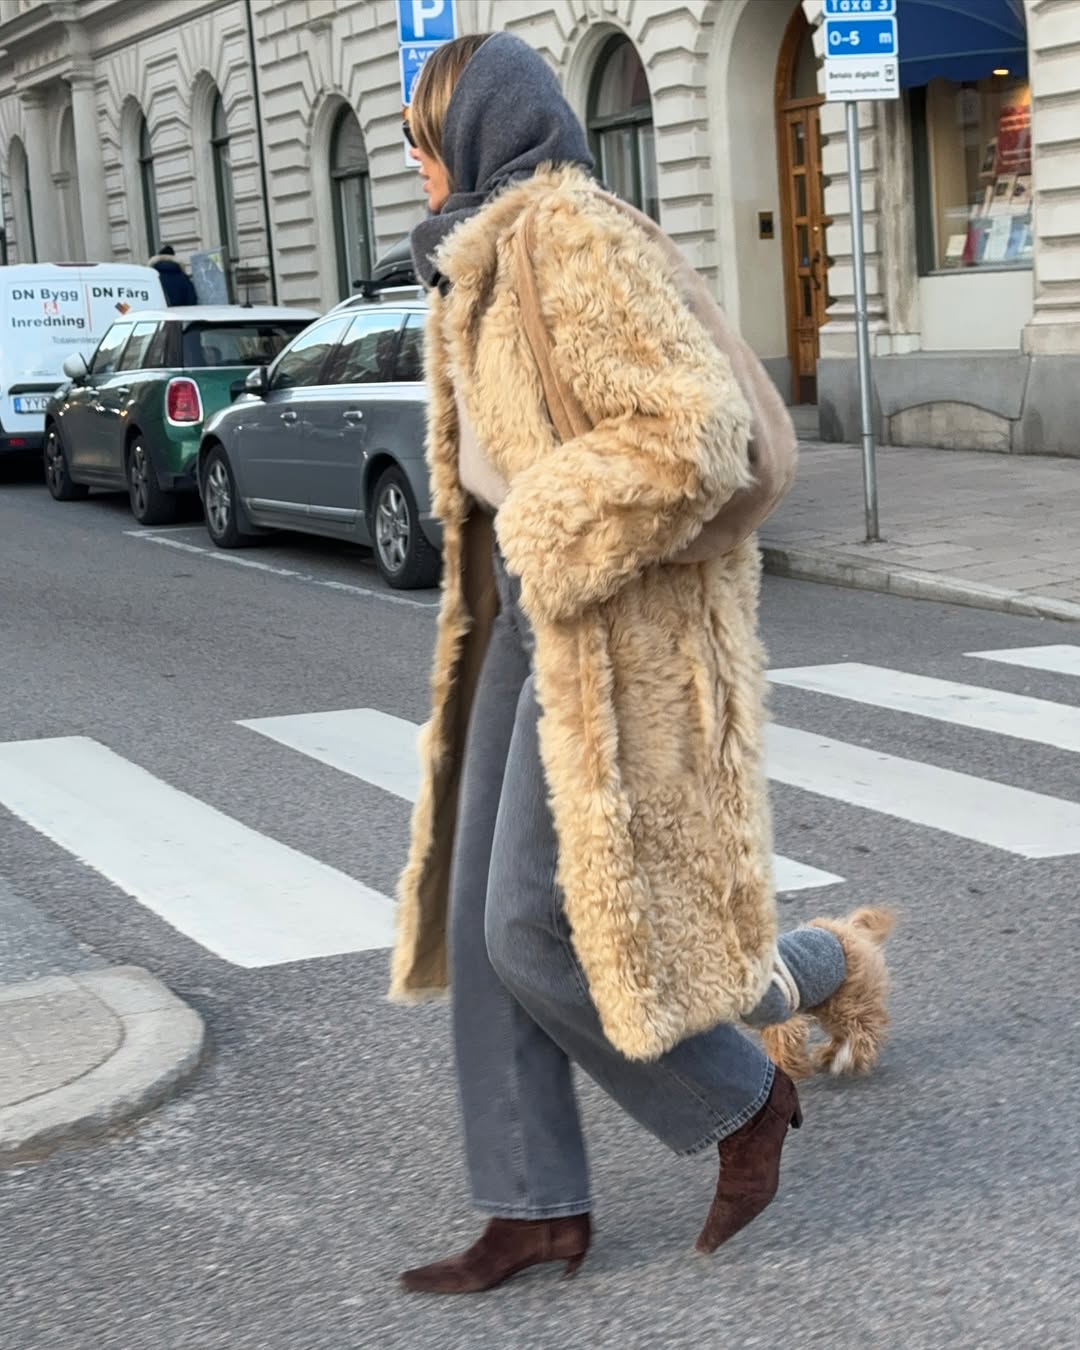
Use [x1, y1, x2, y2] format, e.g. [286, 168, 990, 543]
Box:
[769, 662, 1080, 755]
[772, 857, 844, 893]
[0, 736, 396, 967]
[240, 708, 844, 894]
[240, 708, 422, 802]
[766, 724, 1080, 859]
[967, 645, 1080, 680]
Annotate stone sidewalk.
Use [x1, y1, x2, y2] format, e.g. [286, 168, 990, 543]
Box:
[760, 442, 1080, 622]
[0, 883, 204, 1165]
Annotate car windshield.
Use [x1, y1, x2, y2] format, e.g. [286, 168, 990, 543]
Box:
[182, 322, 310, 369]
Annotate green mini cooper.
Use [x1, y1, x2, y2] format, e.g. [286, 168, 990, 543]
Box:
[43, 305, 318, 524]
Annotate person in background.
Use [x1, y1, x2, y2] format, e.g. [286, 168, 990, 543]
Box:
[392, 32, 894, 1296]
[149, 244, 197, 306]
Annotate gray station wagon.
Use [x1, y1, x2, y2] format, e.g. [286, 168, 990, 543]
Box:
[197, 301, 440, 590]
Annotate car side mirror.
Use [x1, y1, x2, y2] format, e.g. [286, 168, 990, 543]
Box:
[244, 365, 269, 398]
[63, 353, 89, 382]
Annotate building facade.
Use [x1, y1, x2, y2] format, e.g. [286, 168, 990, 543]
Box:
[0, 0, 1076, 455]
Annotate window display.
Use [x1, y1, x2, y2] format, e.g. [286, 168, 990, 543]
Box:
[915, 74, 1032, 273]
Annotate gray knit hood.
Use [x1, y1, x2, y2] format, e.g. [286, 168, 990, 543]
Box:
[410, 32, 594, 289]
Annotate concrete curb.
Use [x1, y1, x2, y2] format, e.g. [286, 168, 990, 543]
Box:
[0, 965, 205, 1165]
[760, 544, 1080, 624]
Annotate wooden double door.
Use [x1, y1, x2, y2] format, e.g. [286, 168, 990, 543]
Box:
[778, 99, 829, 405]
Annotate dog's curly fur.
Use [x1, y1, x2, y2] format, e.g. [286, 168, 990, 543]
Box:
[762, 907, 894, 1079]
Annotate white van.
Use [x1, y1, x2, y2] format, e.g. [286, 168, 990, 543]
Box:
[0, 263, 167, 456]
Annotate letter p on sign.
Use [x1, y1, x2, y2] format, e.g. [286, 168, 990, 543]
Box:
[398, 0, 456, 44]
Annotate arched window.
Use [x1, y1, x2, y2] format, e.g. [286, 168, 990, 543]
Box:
[57, 106, 84, 260]
[8, 137, 35, 262]
[587, 35, 658, 221]
[138, 115, 160, 256]
[330, 106, 375, 297]
[210, 88, 238, 290]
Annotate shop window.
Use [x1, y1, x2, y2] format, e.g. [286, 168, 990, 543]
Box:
[330, 106, 375, 298]
[209, 88, 238, 295]
[912, 73, 1032, 273]
[138, 114, 160, 258]
[588, 35, 658, 222]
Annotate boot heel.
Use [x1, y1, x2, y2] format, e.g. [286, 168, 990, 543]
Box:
[791, 1105, 804, 1129]
[563, 1252, 586, 1280]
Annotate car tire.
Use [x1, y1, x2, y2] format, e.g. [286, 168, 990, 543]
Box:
[202, 445, 256, 549]
[43, 424, 88, 502]
[370, 464, 440, 590]
[127, 435, 178, 526]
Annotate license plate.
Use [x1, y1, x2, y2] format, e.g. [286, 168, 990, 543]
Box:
[13, 395, 51, 413]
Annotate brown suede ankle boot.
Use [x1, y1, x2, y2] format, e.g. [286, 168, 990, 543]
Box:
[399, 1214, 592, 1294]
[695, 1067, 802, 1254]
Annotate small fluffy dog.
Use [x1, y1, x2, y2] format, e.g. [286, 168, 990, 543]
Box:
[762, 907, 894, 1079]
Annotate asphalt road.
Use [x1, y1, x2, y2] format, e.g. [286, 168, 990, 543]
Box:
[1, 464, 1077, 1350]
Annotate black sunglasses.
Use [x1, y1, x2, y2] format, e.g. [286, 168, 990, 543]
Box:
[402, 115, 417, 149]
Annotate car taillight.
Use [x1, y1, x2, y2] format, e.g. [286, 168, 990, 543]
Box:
[166, 378, 202, 424]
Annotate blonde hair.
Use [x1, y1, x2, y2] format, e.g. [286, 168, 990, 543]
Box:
[409, 33, 493, 169]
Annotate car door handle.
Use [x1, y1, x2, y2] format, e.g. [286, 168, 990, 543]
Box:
[113, 386, 130, 398]
[279, 410, 298, 424]
[342, 410, 364, 425]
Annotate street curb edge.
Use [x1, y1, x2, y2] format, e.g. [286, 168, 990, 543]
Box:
[760, 544, 1080, 624]
[0, 965, 206, 1165]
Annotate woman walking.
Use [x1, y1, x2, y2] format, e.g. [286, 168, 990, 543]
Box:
[392, 32, 891, 1294]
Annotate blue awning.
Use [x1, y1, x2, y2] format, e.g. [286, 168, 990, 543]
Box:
[897, 0, 1028, 89]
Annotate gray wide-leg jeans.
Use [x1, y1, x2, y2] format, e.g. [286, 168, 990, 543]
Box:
[449, 550, 844, 1219]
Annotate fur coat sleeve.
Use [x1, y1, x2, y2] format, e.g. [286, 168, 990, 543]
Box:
[495, 191, 754, 623]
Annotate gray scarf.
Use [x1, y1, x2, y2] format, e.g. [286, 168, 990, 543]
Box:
[410, 33, 594, 290]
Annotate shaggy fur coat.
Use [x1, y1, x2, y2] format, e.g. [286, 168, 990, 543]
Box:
[391, 166, 778, 1061]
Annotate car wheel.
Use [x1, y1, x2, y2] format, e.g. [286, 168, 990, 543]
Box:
[43, 424, 88, 502]
[202, 445, 255, 549]
[127, 435, 178, 526]
[370, 464, 440, 590]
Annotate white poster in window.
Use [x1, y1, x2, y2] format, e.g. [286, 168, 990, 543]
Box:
[943, 234, 967, 268]
[989, 175, 1016, 216]
[983, 215, 1013, 264]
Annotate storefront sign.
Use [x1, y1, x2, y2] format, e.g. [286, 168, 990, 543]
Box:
[824, 0, 899, 103]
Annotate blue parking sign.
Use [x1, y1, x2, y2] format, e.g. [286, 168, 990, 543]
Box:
[825, 17, 897, 57]
[823, 0, 895, 12]
[401, 43, 441, 106]
[397, 0, 456, 45]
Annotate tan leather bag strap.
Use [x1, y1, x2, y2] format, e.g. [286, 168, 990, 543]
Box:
[514, 209, 592, 442]
[512, 201, 796, 564]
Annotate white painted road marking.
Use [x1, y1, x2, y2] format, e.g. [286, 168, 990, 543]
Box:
[967, 645, 1080, 681]
[0, 736, 396, 966]
[240, 708, 423, 803]
[125, 531, 438, 610]
[769, 662, 1080, 755]
[772, 857, 844, 893]
[241, 708, 846, 894]
[766, 724, 1080, 859]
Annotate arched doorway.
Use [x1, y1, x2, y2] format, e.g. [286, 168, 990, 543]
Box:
[775, 5, 829, 404]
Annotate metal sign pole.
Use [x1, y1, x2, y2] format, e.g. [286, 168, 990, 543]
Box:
[845, 99, 880, 543]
